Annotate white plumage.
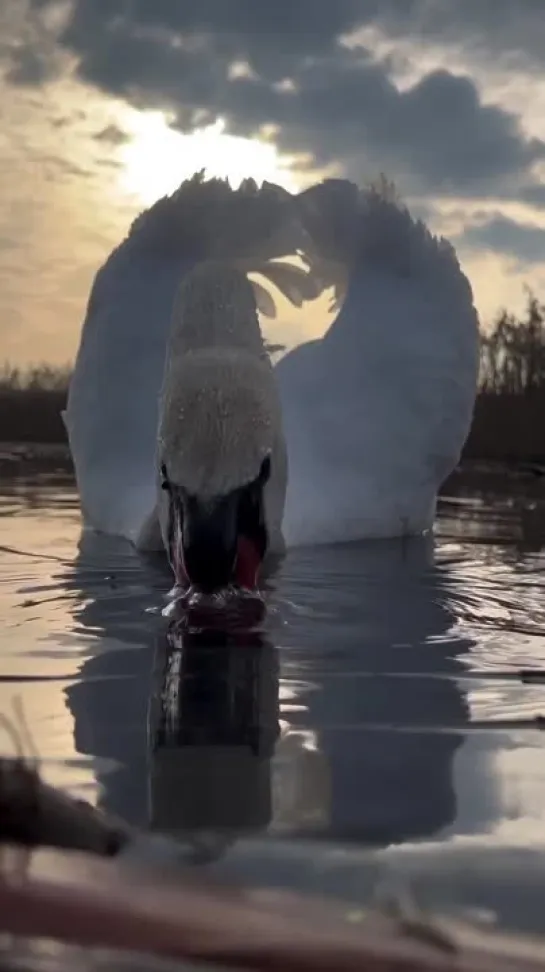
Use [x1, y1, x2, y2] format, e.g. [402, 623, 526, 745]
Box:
[64, 175, 479, 557]
[278, 181, 480, 544]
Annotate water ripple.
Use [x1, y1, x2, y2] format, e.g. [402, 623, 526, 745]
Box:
[3, 465, 545, 852]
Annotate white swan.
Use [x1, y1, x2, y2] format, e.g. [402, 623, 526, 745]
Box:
[65, 173, 479, 585]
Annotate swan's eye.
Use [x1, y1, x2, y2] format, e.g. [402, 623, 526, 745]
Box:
[258, 454, 271, 486]
[160, 463, 171, 492]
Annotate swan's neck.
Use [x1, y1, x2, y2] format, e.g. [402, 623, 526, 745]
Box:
[167, 261, 266, 359]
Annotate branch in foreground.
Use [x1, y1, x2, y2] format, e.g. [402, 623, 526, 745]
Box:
[0, 756, 132, 856]
[3, 757, 545, 971]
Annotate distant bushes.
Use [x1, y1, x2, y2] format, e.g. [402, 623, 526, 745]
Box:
[0, 363, 72, 392]
[0, 363, 69, 443]
[0, 345, 285, 444]
[3, 293, 545, 460]
[464, 291, 545, 462]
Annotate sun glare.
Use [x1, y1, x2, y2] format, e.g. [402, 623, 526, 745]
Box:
[118, 110, 299, 205]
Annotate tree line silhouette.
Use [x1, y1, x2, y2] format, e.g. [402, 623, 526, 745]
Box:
[2, 293, 545, 461]
[470, 290, 545, 461]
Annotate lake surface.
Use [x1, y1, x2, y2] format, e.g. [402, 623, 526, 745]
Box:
[4, 460, 545, 932]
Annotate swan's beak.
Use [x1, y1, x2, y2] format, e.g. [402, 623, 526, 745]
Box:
[181, 492, 238, 592]
[173, 485, 267, 594]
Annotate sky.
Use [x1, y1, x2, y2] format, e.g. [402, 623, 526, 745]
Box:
[1, 0, 545, 365]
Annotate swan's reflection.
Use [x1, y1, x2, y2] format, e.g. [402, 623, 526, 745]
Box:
[63, 533, 166, 825]
[148, 615, 279, 836]
[63, 533, 280, 835]
[268, 535, 475, 845]
[62, 531, 480, 847]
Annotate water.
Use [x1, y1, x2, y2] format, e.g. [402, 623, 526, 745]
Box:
[4, 460, 545, 932]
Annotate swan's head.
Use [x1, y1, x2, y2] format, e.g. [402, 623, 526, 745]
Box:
[159, 355, 277, 592]
[158, 264, 282, 593]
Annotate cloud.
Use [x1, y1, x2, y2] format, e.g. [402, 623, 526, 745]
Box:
[521, 183, 545, 209]
[373, 0, 545, 68]
[225, 60, 545, 194]
[0, 67, 145, 365]
[4, 42, 57, 85]
[10, 0, 543, 199]
[93, 123, 129, 145]
[1, 0, 69, 86]
[1, 0, 545, 362]
[35, 0, 545, 77]
[457, 214, 545, 264]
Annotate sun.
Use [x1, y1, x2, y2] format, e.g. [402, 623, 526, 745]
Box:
[118, 110, 300, 205]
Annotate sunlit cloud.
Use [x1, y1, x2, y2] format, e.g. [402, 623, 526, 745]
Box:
[1, 0, 545, 362]
[117, 111, 299, 205]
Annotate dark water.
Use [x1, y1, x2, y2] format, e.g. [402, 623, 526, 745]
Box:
[4, 462, 545, 933]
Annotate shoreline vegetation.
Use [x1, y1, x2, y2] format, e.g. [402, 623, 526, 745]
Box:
[2, 293, 545, 463]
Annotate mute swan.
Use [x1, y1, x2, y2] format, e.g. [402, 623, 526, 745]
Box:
[64, 173, 479, 588]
